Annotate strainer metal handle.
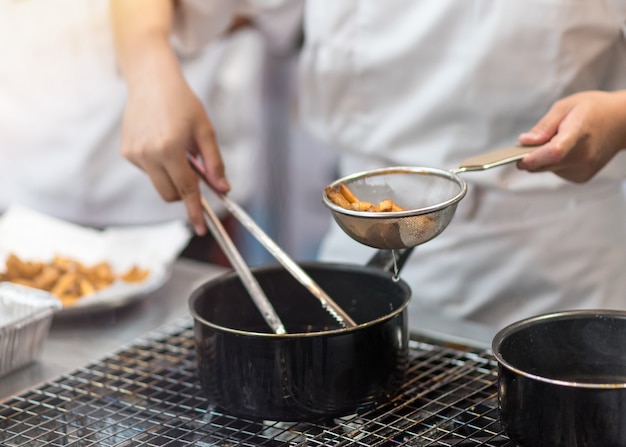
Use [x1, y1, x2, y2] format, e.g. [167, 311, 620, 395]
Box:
[454, 146, 535, 173]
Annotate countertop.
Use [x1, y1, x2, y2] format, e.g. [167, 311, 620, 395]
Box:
[0, 258, 226, 400]
[0, 258, 497, 402]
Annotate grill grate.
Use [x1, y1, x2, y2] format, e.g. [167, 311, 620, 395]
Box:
[0, 317, 515, 446]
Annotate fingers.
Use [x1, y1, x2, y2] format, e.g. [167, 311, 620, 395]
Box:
[517, 133, 578, 172]
[163, 157, 207, 236]
[517, 123, 599, 183]
[183, 117, 231, 235]
[123, 140, 208, 235]
[118, 96, 232, 235]
[121, 131, 208, 236]
[181, 187, 207, 236]
[518, 101, 569, 147]
[194, 120, 230, 194]
[516, 97, 588, 177]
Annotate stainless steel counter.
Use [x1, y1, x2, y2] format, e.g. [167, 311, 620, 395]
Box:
[0, 258, 227, 400]
[0, 258, 497, 402]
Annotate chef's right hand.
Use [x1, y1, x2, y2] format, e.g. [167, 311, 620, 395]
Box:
[119, 53, 230, 236]
[517, 90, 626, 183]
[111, 0, 230, 236]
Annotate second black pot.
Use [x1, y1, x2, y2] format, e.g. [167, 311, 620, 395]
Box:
[492, 310, 626, 447]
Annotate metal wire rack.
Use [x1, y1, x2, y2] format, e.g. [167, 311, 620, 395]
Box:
[0, 317, 515, 446]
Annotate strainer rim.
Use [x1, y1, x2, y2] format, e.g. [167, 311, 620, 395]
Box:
[322, 166, 468, 218]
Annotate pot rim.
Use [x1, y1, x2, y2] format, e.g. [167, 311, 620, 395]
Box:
[188, 261, 412, 338]
[491, 309, 626, 389]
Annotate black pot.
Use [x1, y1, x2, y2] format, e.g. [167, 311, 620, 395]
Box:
[189, 250, 412, 421]
[492, 310, 626, 447]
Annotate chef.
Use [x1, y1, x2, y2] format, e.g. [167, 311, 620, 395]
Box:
[112, 0, 626, 329]
[0, 0, 259, 246]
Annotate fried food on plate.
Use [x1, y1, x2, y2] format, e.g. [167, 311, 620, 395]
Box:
[0, 254, 150, 306]
[326, 183, 406, 212]
[121, 265, 150, 283]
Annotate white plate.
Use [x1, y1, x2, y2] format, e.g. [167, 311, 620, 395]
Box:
[0, 206, 191, 316]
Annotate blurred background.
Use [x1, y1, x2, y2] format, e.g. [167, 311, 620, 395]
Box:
[0, 0, 337, 267]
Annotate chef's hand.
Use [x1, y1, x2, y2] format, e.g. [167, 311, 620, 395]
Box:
[119, 54, 230, 237]
[517, 90, 626, 182]
[111, 0, 230, 236]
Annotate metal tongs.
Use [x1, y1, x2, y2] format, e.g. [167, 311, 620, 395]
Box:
[188, 154, 357, 334]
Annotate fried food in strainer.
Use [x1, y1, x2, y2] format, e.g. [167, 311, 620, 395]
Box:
[323, 146, 538, 249]
[323, 167, 467, 249]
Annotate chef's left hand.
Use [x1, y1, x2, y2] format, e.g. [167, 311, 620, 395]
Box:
[517, 90, 626, 182]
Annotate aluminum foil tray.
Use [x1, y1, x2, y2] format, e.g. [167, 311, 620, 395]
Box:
[0, 283, 61, 378]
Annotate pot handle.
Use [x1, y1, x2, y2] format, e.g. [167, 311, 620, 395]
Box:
[366, 248, 415, 274]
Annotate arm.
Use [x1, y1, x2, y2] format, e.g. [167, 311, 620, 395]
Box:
[517, 90, 626, 182]
[110, 0, 230, 235]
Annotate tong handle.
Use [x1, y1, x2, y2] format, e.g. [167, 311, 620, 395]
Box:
[188, 154, 357, 329]
[199, 196, 286, 335]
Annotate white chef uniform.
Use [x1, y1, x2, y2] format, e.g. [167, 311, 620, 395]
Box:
[0, 0, 260, 228]
[37, 0, 625, 329]
[300, 0, 626, 329]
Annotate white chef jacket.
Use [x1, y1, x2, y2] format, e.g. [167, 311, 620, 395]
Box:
[0, 0, 261, 228]
[300, 0, 626, 329]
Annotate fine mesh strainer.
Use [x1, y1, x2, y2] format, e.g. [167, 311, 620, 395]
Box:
[322, 146, 535, 249]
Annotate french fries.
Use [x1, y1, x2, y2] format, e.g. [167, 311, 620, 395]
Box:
[325, 183, 406, 212]
[0, 254, 150, 306]
[324, 185, 352, 209]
